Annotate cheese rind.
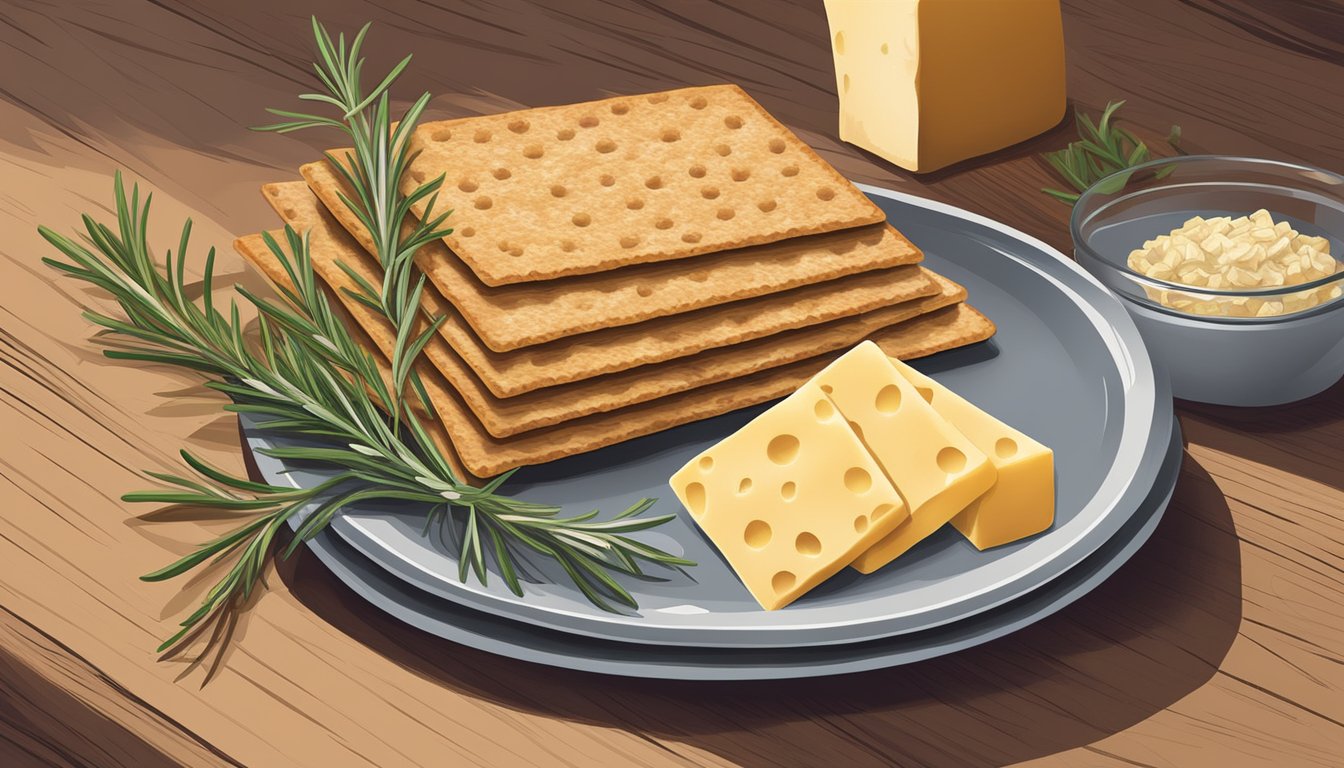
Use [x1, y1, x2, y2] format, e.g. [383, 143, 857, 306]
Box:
[823, 0, 1067, 173]
[670, 380, 911, 610]
[894, 362, 1055, 550]
[812, 342, 997, 573]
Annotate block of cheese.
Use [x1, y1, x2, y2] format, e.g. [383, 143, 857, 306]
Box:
[823, 0, 1067, 173]
[812, 342, 997, 573]
[669, 380, 911, 610]
[894, 361, 1055, 550]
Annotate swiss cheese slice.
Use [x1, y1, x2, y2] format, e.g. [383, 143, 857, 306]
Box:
[823, 0, 1067, 173]
[895, 362, 1055, 549]
[670, 380, 911, 610]
[813, 342, 997, 573]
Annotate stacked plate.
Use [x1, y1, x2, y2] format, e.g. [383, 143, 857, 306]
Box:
[246, 187, 1180, 680]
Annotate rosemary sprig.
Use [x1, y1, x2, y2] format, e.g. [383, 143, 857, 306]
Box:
[1041, 100, 1183, 204]
[38, 20, 691, 670]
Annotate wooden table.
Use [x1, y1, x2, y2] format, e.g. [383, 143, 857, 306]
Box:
[2, 1, 1342, 765]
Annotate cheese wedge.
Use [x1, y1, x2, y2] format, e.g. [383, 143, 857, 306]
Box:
[823, 0, 1067, 173]
[670, 380, 911, 610]
[812, 342, 996, 573]
[894, 362, 1055, 549]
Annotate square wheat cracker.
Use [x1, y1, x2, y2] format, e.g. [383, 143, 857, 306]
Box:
[402, 84, 885, 285]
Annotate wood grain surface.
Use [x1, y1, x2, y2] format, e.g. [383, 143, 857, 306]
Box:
[2, 1, 1343, 766]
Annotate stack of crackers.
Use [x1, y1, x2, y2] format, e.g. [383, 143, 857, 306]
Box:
[236, 84, 994, 482]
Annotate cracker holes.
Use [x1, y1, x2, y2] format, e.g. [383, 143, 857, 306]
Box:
[768, 138, 786, 154]
[715, 143, 732, 157]
[637, 285, 653, 297]
[682, 231, 702, 243]
[645, 175, 664, 190]
[431, 128, 452, 141]
[688, 164, 707, 178]
[620, 235, 640, 249]
[655, 217, 674, 230]
[600, 174, 616, 187]
[611, 102, 630, 115]
[689, 95, 708, 109]
[507, 119, 530, 134]
[492, 167, 512, 180]
[460, 227, 476, 237]
[281, 207, 297, 219]
[647, 93, 670, 104]
[817, 186, 837, 201]
[578, 115, 600, 128]
[410, 169, 427, 183]
[661, 128, 681, 142]
[626, 197, 644, 210]
[781, 165, 799, 177]
[758, 199, 777, 213]
[731, 168, 751, 182]
[560, 240, 577, 252]
[458, 179, 478, 193]
[689, 270, 709, 283]
[717, 207, 736, 221]
[701, 186, 720, 200]
[571, 212, 592, 227]
[724, 115, 744, 129]
[473, 129, 492, 143]
[550, 184, 567, 198]
[557, 128, 576, 141]
[474, 196, 493, 210]
[523, 144, 544, 159]
[595, 138, 617, 154]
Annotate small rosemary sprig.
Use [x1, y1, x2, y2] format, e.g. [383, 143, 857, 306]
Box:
[38, 19, 691, 670]
[1041, 100, 1183, 204]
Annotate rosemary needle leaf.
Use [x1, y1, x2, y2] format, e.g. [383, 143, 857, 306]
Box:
[1040, 100, 1183, 205]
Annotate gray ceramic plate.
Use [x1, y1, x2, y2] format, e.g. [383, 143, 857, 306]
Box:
[295, 426, 1181, 680]
[246, 186, 1174, 649]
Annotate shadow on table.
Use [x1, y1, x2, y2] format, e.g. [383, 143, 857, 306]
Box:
[1176, 376, 1344, 493]
[277, 453, 1241, 768]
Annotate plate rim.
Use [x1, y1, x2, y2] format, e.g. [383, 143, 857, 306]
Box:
[296, 424, 1182, 680]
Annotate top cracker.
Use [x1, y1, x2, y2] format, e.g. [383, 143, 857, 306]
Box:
[402, 84, 886, 286]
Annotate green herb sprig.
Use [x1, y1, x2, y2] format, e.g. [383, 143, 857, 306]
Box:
[1041, 100, 1183, 204]
[39, 19, 691, 673]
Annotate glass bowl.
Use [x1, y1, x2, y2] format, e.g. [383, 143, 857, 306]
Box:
[1071, 155, 1344, 406]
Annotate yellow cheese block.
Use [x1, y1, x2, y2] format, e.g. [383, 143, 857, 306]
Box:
[669, 380, 911, 610]
[823, 0, 1067, 173]
[813, 342, 997, 573]
[894, 361, 1056, 550]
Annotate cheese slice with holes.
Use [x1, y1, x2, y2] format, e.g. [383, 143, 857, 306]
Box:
[812, 341, 997, 574]
[670, 380, 911, 610]
[823, 0, 1067, 173]
[895, 362, 1055, 550]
